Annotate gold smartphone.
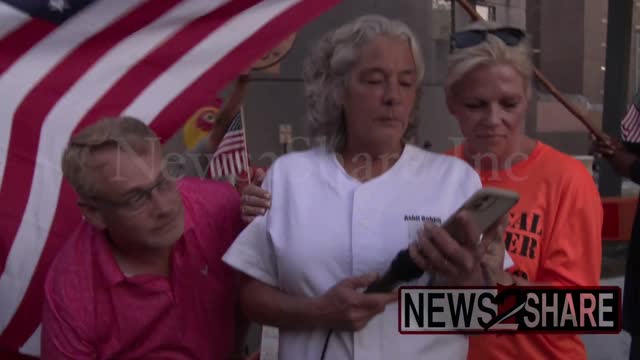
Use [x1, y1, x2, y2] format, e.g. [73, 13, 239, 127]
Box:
[442, 187, 520, 244]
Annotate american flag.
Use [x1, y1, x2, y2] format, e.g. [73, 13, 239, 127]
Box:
[0, 0, 340, 356]
[621, 90, 640, 143]
[210, 109, 249, 179]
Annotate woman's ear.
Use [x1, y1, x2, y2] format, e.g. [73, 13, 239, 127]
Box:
[78, 200, 107, 230]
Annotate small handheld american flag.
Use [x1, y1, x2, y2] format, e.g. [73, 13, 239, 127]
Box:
[209, 107, 249, 179]
[621, 91, 640, 143]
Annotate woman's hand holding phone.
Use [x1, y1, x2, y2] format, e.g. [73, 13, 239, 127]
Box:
[409, 211, 485, 286]
[409, 188, 518, 286]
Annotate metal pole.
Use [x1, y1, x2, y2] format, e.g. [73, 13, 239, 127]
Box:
[598, 0, 633, 196]
[451, 0, 456, 34]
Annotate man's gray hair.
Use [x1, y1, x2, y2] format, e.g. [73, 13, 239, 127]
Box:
[303, 15, 425, 151]
[61, 116, 159, 198]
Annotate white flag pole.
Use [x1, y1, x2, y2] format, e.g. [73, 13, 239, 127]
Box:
[239, 105, 252, 185]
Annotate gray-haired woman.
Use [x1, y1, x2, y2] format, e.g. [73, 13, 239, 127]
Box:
[223, 15, 509, 360]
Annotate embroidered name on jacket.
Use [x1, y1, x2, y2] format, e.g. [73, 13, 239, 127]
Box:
[403, 215, 442, 225]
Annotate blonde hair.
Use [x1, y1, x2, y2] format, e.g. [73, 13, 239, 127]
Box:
[303, 15, 425, 151]
[61, 116, 159, 198]
[445, 21, 533, 95]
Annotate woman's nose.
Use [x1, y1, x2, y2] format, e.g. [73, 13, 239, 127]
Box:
[485, 103, 503, 125]
[383, 81, 401, 106]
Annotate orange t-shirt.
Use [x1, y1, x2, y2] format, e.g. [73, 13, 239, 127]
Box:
[449, 142, 603, 360]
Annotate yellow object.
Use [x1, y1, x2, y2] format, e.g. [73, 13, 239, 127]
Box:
[182, 106, 219, 150]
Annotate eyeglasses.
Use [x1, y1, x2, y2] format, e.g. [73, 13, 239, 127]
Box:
[451, 27, 526, 50]
[86, 175, 178, 214]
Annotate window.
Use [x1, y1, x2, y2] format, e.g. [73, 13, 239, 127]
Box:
[476, 4, 496, 21]
[432, 0, 451, 10]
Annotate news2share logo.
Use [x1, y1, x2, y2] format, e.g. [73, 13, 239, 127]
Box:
[399, 286, 621, 334]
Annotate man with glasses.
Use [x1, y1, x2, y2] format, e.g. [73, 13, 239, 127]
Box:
[41, 116, 248, 359]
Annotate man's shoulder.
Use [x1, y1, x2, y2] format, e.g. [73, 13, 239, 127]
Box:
[271, 148, 324, 171]
[179, 177, 240, 210]
[398, 145, 481, 207]
[263, 148, 328, 188]
[537, 142, 583, 168]
[536, 143, 597, 188]
[178, 178, 242, 239]
[45, 222, 97, 306]
[405, 144, 478, 180]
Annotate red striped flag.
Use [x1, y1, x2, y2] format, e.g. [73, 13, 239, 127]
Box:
[621, 91, 640, 143]
[0, 0, 340, 356]
[210, 109, 249, 179]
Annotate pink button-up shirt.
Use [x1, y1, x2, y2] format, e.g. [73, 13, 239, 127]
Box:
[42, 178, 244, 359]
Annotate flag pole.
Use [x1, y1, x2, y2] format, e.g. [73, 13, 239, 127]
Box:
[239, 104, 252, 185]
[453, 0, 607, 142]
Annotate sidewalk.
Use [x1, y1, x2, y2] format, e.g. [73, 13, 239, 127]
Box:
[583, 275, 630, 360]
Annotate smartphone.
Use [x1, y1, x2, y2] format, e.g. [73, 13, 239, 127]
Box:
[441, 187, 520, 245]
[259, 325, 279, 360]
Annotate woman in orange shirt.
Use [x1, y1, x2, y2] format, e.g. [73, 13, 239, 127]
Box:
[445, 21, 602, 360]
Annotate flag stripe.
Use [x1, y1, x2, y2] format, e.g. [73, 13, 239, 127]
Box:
[622, 107, 635, 132]
[0, 20, 54, 77]
[217, 140, 245, 150]
[630, 110, 640, 141]
[235, 151, 243, 173]
[76, 0, 241, 133]
[72, 0, 229, 130]
[210, 110, 245, 179]
[215, 141, 246, 155]
[220, 130, 244, 138]
[125, 0, 263, 139]
[230, 156, 238, 176]
[221, 156, 229, 177]
[622, 105, 640, 142]
[218, 131, 244, 140]
[19, 324, 39, 356]
[218, 134, 244, 142]
[0, 1, 232, 347]
[222, 155, 230, 175]
[231, 155, 239, 175]
[146, 0, 304, 139]
[219, 133, 245, 141]
[217, 134, 245, 145]
[150, 0, 342, 142]
[628, 111, 639, 139]
[0, 1, 140, 197]
[0, 0, 171, 280]
[232, 155, 239, 175]
[0, 2, 30, 39]
[0, 183, 78, 351]
[214, 115, 246, 156]
[622, 106, 638, 125]
[216, 158, 222, 177]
